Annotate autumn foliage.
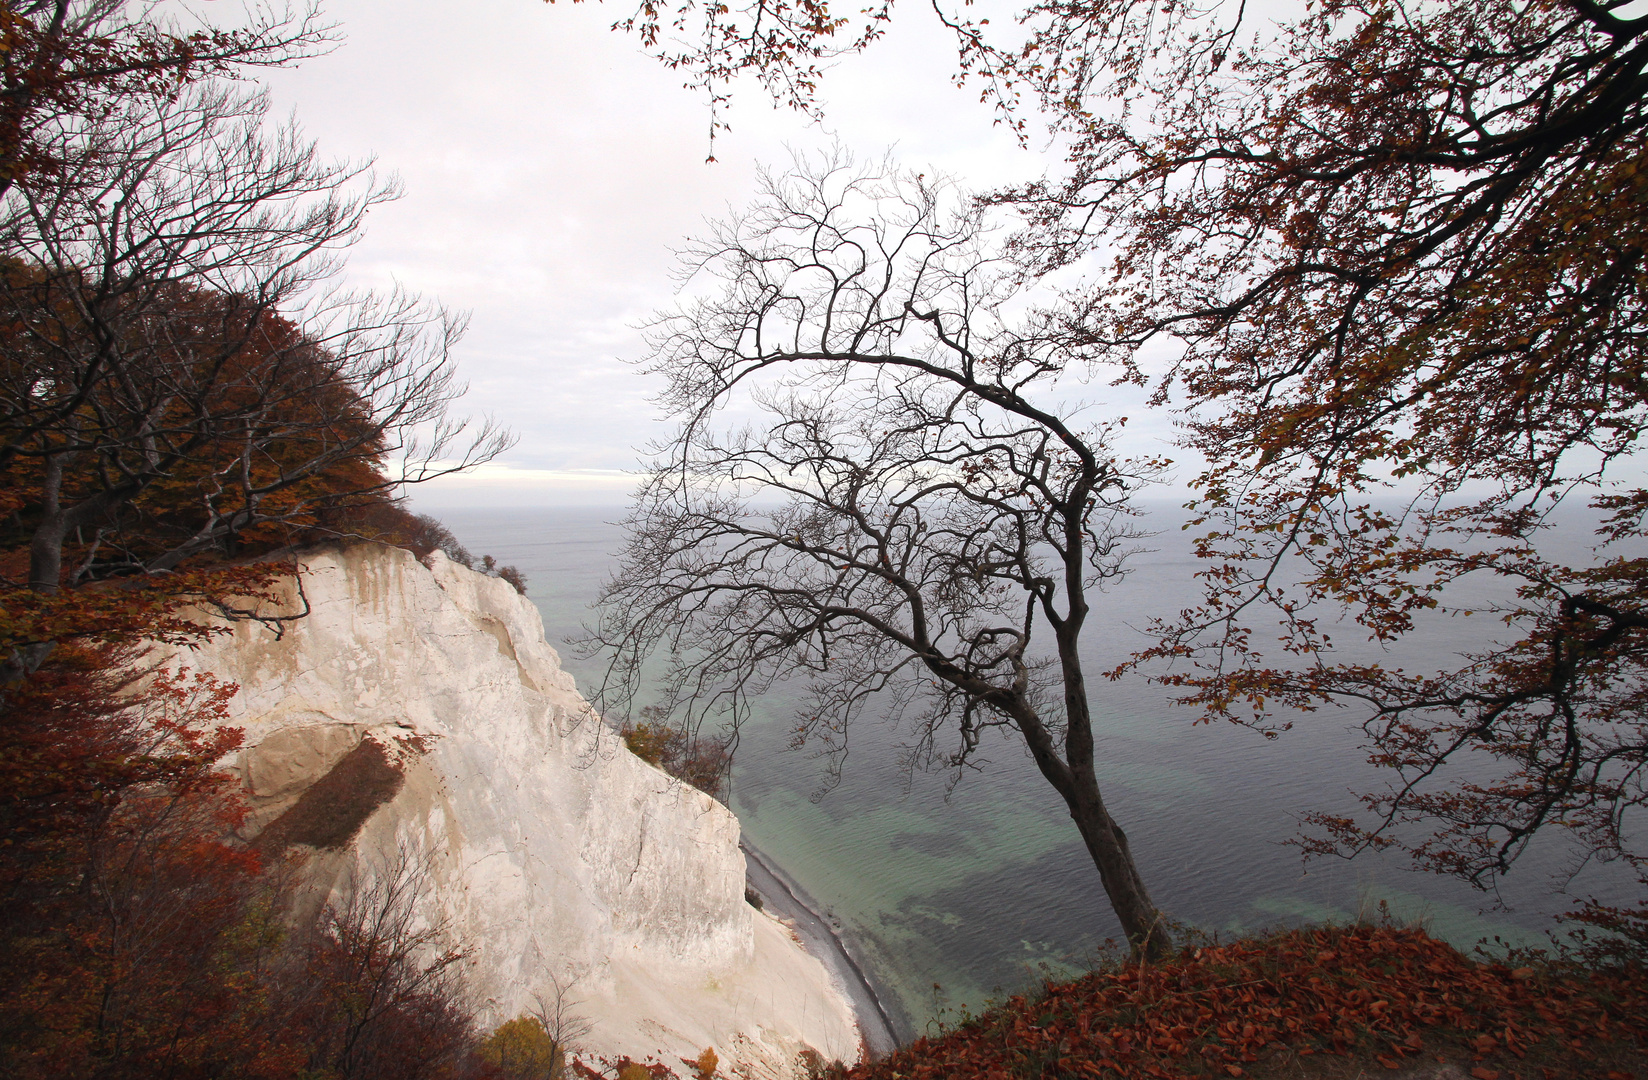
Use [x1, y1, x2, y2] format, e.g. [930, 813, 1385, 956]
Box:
[0, 0, 326, 196]
[0, 641, 523, 1079]
[0, 264, 449, 584]
[0, 643, 289, 1077]
[850, 924, 1648, 1080]
[620, 706, 731, 801]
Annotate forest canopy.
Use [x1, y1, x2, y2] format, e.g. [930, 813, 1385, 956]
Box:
[0, 7, 512, 688]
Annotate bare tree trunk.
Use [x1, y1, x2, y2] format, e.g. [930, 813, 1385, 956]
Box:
[28, 462, 134, 593]
[29, 455, 68, 593]
[1066, 784, 1169, 960]
[1009, 684, 1169, 961]
[4, 459, 72, 688]
[1055, 578, 1170, 959]
[591, 154, 1178, 972]
[5, 459, 127, 687]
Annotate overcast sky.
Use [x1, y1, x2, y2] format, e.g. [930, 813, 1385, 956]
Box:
[254, 0, 1183, 509]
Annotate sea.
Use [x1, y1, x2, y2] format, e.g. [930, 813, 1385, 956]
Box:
[433, 503, 1638, 1040]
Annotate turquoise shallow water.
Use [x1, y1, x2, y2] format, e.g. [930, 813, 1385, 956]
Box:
[434, 504, 1637, 1040]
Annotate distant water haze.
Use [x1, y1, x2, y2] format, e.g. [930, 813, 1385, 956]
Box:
[427, 503, 1636, 1038]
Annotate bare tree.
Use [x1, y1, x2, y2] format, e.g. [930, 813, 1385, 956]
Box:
[297, 842, 475, 1080]
[532, 966, 592, 1073]
[569, 0, 1648, 909]
[588, 154, 1171, 957]
[0, 79, 510, 599]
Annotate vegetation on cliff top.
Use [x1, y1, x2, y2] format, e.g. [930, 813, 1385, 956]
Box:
[0, 3, 533, 1076]
[552, 917, 1648, 1080]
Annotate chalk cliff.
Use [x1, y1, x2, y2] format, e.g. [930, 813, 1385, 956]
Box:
[161, 544, 860, 1078]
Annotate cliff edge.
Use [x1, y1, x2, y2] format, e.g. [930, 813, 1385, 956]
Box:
[160, 544, 860, 1078]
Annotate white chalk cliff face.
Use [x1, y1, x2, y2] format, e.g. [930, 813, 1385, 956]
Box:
[162, 544, 860, 1078]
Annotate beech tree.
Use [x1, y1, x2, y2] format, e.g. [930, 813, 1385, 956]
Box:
[0, 644, 297, 1078]
[0, 77, 508, 655]
[983, 0, 1648, 894]
[0, 0, 329, 195]
[590, 157, 1172, 956]
[578, 0, 1648, 896]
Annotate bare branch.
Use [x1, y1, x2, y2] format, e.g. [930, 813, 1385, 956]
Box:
[587, 152, 1172, 957]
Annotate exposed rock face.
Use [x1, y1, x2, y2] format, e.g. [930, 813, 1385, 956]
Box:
[161, 544, 860, 1078]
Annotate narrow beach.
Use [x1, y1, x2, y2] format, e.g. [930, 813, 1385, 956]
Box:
[741, 841, 903, 1057]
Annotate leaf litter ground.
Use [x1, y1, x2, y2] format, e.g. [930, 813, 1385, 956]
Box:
[841, 925, 1646, 1080]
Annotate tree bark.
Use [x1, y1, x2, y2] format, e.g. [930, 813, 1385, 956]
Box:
[1067, 782, 1169, 960]
[1009, 688, 1170, 961]
[29, 455, 69, 593]
[6, 459, 131, 687]
[1052, 571, 1170, 960]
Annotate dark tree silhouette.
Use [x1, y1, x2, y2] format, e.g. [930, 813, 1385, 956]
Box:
[589, 156, 1172, 956]
[572, 0, 1648, 899]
